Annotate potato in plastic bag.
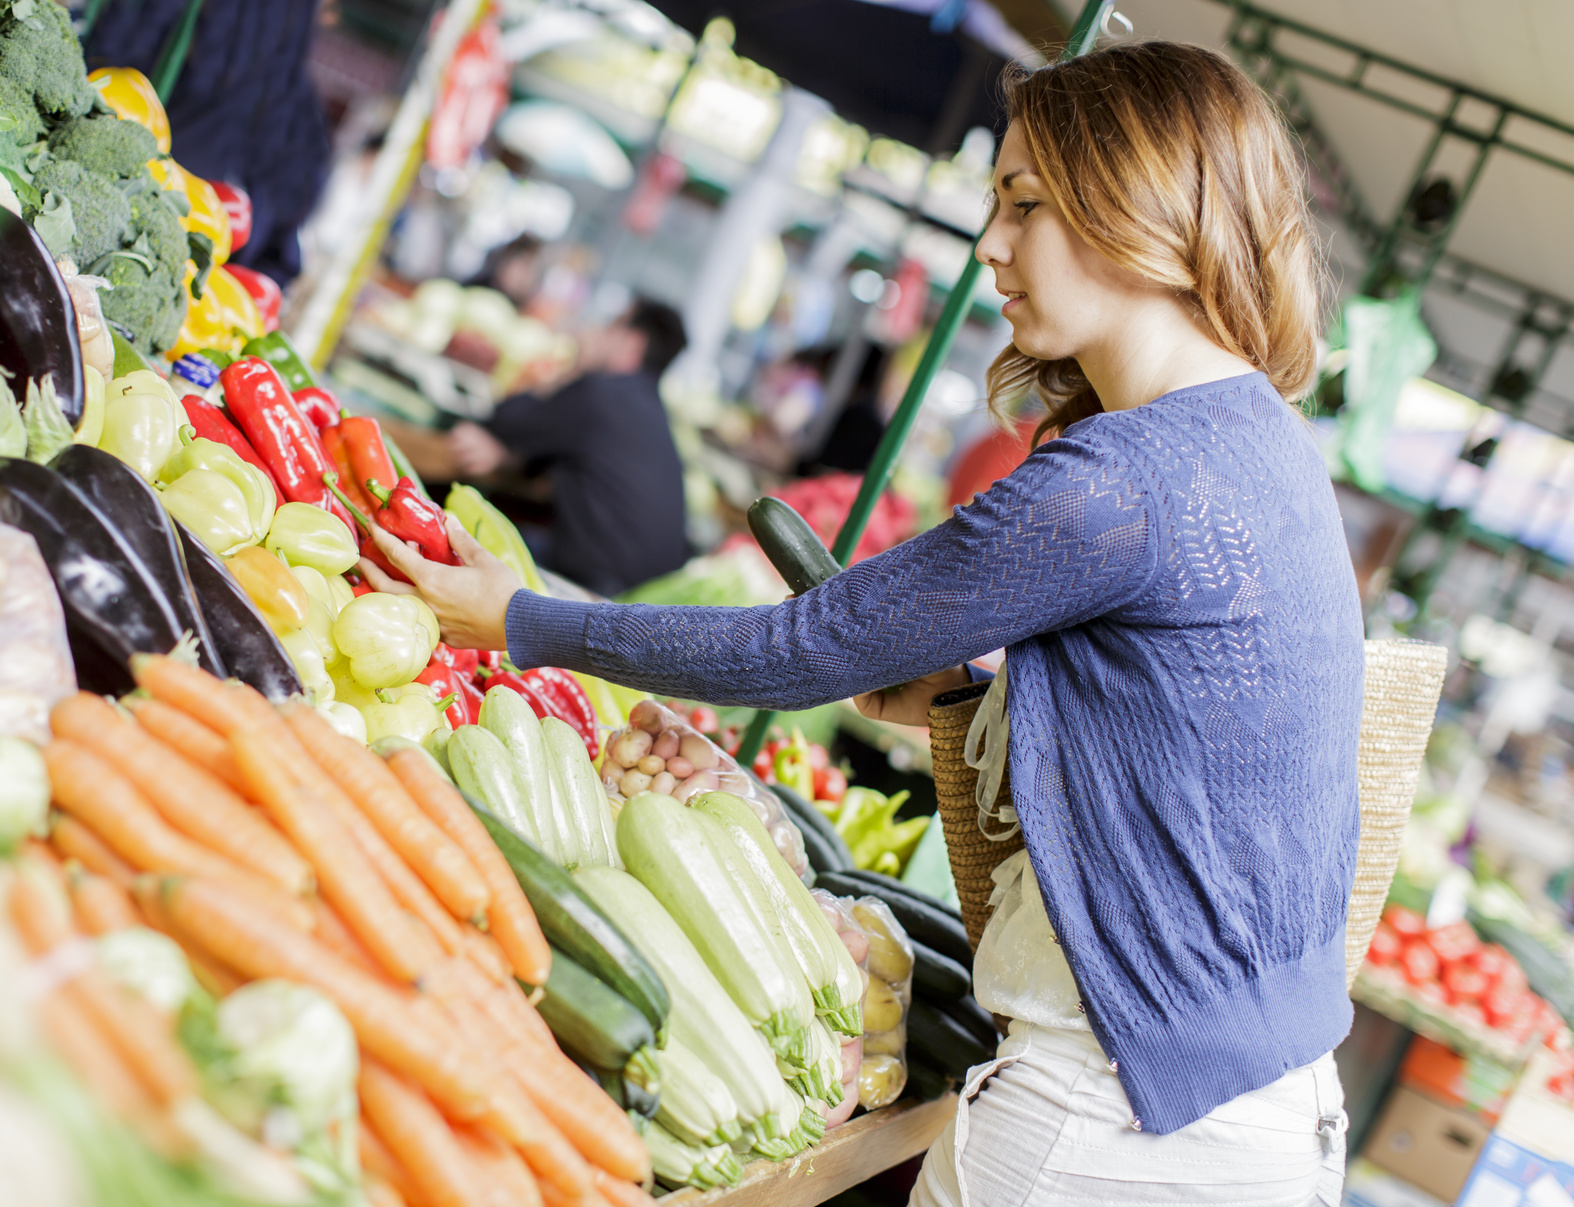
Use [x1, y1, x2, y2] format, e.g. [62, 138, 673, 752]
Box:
[0, 524, 75, 742]
[810, 887, 911, 1111]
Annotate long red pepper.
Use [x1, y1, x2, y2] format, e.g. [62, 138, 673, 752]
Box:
[433, 643, 481, 680]
[221, 358, 353, 531]
[321, 425, 377, 517]
[339, 416, 398, 496]
[366, 478, 459, 566]
[293, 386, 341, 431]
[415, 658, 479, 727]
[179, 395, 282, 494]
[520, 666, 599, 759]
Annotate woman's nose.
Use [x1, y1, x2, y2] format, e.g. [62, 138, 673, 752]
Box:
[976, 213, 1010, 267]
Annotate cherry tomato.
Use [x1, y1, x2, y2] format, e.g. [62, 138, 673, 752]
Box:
[1400, 941, 1439, 986]
[688, 706, 719, 735]
[1367, 923, 1402, 967]
[1429, 921, 1480, 964]
[1384, 905, 1428, 939]
[1469, 944, 1514, 983]
[1442, 961, 1489, 1003]
[813, 765, 848, 804]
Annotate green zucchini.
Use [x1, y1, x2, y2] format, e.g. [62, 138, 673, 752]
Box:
[650, 1042, 742, 1147]
[479, 687, 575, 865]
[541, 715, 617, 868]
[595, 1068, 659, 1120]
[908, 996, 992, 1079]
[746, 497, 842, 595]
[465, 797, 670, 1039]
[532, 944, 657, 1085]
[449, 727, 537, 844]
[645, 1121, 743, 1192]
[936, 992, 1000, 1051]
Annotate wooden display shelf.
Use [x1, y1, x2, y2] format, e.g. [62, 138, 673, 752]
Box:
[661, 1095, 956, 1207]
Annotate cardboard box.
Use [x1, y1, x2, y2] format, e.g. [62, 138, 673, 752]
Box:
[1456, 1133, 1574, 1207]
[1364, 1086, 1492, 1203]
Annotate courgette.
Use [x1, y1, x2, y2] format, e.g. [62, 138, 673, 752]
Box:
[907, 996, 992, 1079]
[466, 798, 670, 1038]
[615, 791, 813, 1061]
[449, 727, 536, 844]
[595, 1068, 659, 1120]
[771, 783, 853, 873]
[911, 939, 971, 1000]
[746, 497, 842, 595]
[650, 1042, 742, 1147]
[816, 869, 971, 970]
[542, 715, 618, 868]
[479, 686, 574, 864]
[533, 944, 657, 1085]
[902, 1053, 956, 1102]
[645, 1121, 743, 1192]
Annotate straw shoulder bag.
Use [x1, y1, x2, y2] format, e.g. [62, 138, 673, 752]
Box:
[928, 639, 1448, 988]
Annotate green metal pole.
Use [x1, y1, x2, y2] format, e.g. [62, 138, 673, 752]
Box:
[738, 0, 1112, 769]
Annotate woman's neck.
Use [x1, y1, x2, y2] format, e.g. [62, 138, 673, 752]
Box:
[1075, 300, 1259, 413]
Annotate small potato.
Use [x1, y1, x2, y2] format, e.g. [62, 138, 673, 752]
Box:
[717, 771, 753, 795]
[839, 927, 870, 964]
[629, 700, 665, 733]
[862, 1026, 904, 1056]
[854, 902, 914, 984]
[619, 769, 654, 797]
[664, 756, 693, 780]
[652, 729, 681, 760]
[651, 771, 677, 796]
[608, 729, 653, 768]
[636, 754, 665, 776]
[858, 1054, 907, 1110]
[673, 769, 718, 803]
[678, 733, 719, 771]
[863, 977, 903, 1033]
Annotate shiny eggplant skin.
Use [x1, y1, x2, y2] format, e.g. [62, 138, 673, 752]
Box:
[174, 522, 302, 701]
[51, 444, 226, 678]
[0, 457, 184, 692]
[0, 210, 83, 424]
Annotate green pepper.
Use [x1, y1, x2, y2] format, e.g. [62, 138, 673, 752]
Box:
[160, 467, 259, 556]
[100, 371, 178, 481]
[265, 502, 359, 576]
[241, 330, 317, 393]
[332, 592, 440, 689]
[445, 483, 547, 593]
[162, 427, 276, 543]
[773, 730, 817, 802]
[279, 627, 334, 705]
[111, 329, 156, 378]
[359, 682, 452, 746]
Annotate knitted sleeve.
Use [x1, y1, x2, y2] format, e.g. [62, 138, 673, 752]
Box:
[505, 428, 1160, 710]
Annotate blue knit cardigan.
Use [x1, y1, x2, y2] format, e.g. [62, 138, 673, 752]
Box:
[507, 372, 1366, 1134]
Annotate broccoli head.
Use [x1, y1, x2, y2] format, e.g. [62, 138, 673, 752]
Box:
[99, 254, 185, 356]
[30, 157, 131, 266]
[0, 0, 94, 119]
[49, 114, 156, 179]
[126, 184, 189, 281]
[0, 74, 43, 146]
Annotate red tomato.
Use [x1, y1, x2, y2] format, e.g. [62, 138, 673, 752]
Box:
[1385, 905, 1428, 938]
[1429, 921, 1481, 964]
[1400, 941, 1440, 986]
[1442, 961, 1489, 1003]
[813, 765, 848, 804]
[1483, 986, 1533, 1029]
[1367, 924, 1402, 967]
[688, 706, 719, 735]
[718, 727, 740, 755]
[1495, 957, 1529, 995]
[1412, 980, 1449, 1009]
[753, 751, 774, 780]
[807, 743, 829, 771]
[1470, 944, 1514, 982]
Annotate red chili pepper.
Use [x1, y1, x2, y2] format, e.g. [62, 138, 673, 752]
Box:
[178, 395, 284, 494]
[476, 651, 505, 680]
[223, 264, 279, 331]
[511, 667, 598, 758]
[351, 578, 375, 597]
[221, 358, 353, 530]
[293, 386, 342, 432]
[321, 425, 378, 518]
[433, 643, 481, 679]
[483, 668, 556, 721]
[339, 416, 399, 496]
[416, 659, 480, 727]
[366, 477, 459, 566]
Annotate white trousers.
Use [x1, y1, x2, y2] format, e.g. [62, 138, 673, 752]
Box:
[910, 1023, 1348, 1207]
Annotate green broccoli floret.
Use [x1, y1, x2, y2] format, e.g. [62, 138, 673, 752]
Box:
[0, 0, 94, 119]
[127, 184, 188, 280]
[0, 74, 43, 145]
[30, 157, 130, 264]
[99, 254, 185, 356]
[48, 114, 156, 179]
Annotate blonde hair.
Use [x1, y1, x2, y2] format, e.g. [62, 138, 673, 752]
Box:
[985, 41, 1323, 441]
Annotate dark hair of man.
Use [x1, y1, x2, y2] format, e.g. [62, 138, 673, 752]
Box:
[625, 298, 688, 376]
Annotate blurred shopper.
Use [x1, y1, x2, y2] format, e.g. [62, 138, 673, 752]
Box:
[83, 0, 332, 285]
[395, 299, 689, 597]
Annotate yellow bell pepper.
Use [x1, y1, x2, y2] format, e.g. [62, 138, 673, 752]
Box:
[180, 169, 232, 267]
[88, 67, 171, 153]
[73, 365, 105, 447]
[168, 263, 232, 361]
[206, 265, 262, 344]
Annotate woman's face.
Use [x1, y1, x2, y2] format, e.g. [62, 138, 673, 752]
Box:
[977, 122, 1142, 362]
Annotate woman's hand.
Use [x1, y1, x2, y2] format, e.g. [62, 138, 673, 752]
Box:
[357, 515, 522, 653]
[853, 665, 972, 728]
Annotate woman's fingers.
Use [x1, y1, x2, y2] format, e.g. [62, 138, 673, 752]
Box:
[356, 557, 416, 595]
[446, 515, 498, 570]
[367, 520, 428, 579]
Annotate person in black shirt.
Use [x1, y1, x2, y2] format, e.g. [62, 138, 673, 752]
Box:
[440, 300, 689, 597]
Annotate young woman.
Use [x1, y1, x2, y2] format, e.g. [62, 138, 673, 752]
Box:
[364, 40, 1364, 1205]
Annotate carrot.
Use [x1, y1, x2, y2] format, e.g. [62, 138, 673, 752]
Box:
[131, 878, 245, 997]
[53, 693, 313, 895]
[44, 741, 313, 932]
[69, 867, 141, 934]
[49, 815, 137, 887]
[123, 695, 244, 791]
[311, 898, 389, 979]
[39, 988, 157, 1121]
[8, 853, 74, 951]
[283, 704, 490, 923]
[593, 1170, 656, 1207]
[232, 729, 429, 983]
[389, 749, 551, 984]
[457, 1124, 544, 1207]
[358, 1059, 483, 1207]
[130, 653, 282, 737]
[540, 1181, 612, 1207]
[164, 876, 492, 1120]
[360, 1117, 426, 1207]
[463, 928, 510, 985]
[363, 1176, 410, 1207]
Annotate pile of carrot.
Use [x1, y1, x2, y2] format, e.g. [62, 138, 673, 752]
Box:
[34, 654, 654, 1207]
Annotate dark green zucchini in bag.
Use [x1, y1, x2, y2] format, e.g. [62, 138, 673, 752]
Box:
[908, 996, 992, 1079]
[175, 523, 302, 701]
[911, 939, 971, 999]
[51, 444, 226, 678]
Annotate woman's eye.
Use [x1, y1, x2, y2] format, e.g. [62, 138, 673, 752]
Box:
[1014, 200, 1038, 217]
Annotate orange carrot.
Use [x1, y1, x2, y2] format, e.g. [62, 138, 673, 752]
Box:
[8, 853, 74, 951]
[360, 1119, 425, 1207]
[44, 741, 313, 932]
[165, 876, 492, 1121]
[69, 867, 141, 934]
[123, 695, 244, 791]
[463, 928, 510, 985]
[232, 729, 429, 983]
[358, 1059, 483, 1207]
[131, 879, 245, 997]
[53, 693, 313, 895]
[283, 705, 490, 923]
[389, 749, 551, 984]
[458, 1124, 544, 1207]
[49, 815, 137, 887]
[39, 988, 157, 1121]
[311, 898, 389, 980]
[593, 1170, 656, 1207]
[363, 1175, 410, 1207]
[130, 653, 282, 737]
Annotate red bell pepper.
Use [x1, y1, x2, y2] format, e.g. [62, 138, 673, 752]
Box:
[482, 665, 598, 758]
[293, 386, 342, 432]
[433, 643, 481, 679]
[416, 658, 481, 728]
[222, 358, 353, 530]
[223, 264, 280, 333]
[339, 416, 399, 496]
[475, 651, 505, 681]
[367, 477, 459, 566]
[210, 181, 253, 251]
[324, 471, 408, 583]
[179, 394, 282, 494]
[321, 425, 378, 518]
